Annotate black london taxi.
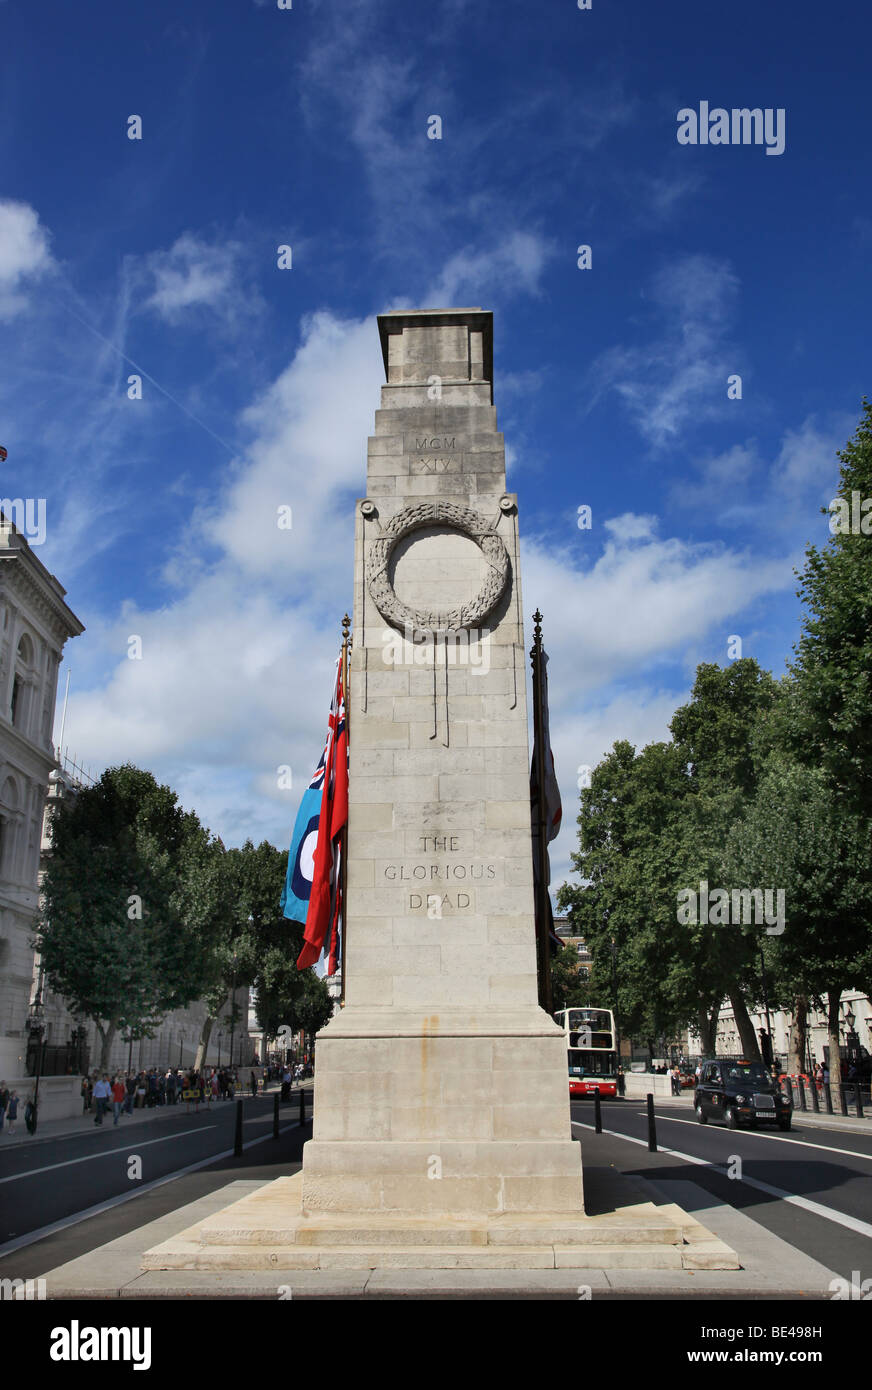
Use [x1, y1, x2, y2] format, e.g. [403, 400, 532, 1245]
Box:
[694, 1058, 792, 1130]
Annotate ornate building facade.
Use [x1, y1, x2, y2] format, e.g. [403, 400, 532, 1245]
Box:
[0, 524, 83, 1103]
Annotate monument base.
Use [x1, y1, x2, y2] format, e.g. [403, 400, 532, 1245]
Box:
[141, 1172, 739, 1272]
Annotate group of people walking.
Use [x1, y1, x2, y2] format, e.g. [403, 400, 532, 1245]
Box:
[0, 1082, 23, 1133]
[82, 1066, 248, 1124]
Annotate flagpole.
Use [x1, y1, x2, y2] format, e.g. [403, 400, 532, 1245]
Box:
[339, 613, 351, 1008]
[530, 609, 553, 1016]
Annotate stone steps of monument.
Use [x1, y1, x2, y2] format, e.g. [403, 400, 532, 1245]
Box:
[194, 1217, 686, 1248]
[142, 1242, 718, 1271]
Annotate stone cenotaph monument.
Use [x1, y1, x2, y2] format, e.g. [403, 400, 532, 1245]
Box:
[143, 309, 733, 1270]
[299, 307, 584, 1222]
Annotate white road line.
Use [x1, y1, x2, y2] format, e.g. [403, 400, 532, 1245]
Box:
[573, 1120, 872, 1241]
[0, 1127, 218, 1184]
[0, 1120, 305, 1258]
[635, 1112, 872, 1163]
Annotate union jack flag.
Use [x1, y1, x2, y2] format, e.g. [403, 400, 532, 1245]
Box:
[296, 659, 348, 973]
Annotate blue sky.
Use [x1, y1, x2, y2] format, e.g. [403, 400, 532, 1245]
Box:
[1, 0, 869, 888]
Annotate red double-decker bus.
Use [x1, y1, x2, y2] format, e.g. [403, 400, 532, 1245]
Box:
[554, 1007, 618, 1098]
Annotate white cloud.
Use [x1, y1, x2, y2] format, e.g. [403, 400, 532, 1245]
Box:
[424, 231, 554, 306]
[184, 310, 384, 590]
[521, 526, 791, 698]
[521, 521, 796, 888]
[673, 415, 857, 532]
[590, 254, 740, 450]
[602, 512, 658, 542]
[0, 200, 53, 320]
[61, 311, 384, 846]
[144, 232, 262, 325]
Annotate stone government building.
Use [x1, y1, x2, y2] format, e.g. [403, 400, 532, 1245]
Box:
[0, 524, 83, 1116]
[0, 521, 252, 1121]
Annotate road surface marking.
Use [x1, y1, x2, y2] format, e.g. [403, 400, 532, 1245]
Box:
[632, 1112, 872, 1162]
[0, 1127, 217, 1184]
[573, 1120, 872, 1241]
[0, 1119, 305, 1257]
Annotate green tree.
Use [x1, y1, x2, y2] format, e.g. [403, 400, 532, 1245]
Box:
[558, 740, 711, 1054]
[670, 659, 779, 1059]
[225, 839, 333, 1050]
[38, 765, 218, 1069]
[726, 758, 870, 1101]
[791, 400, 872, 820]
[551, 944, 592, 1013]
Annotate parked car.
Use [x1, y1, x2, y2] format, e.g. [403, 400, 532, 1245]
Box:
[694, 1058, 792, 1130]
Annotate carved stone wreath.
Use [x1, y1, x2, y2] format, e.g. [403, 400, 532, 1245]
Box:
[365, 501, 510, 632]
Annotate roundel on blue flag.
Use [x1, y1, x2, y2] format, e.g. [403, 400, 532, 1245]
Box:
[292, 813, 320, 900]
[281, 784, 323, 923]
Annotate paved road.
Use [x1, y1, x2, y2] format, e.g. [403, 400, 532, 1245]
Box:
[0, 1093, 307, 1248]
[574, 1095, 872, 1281]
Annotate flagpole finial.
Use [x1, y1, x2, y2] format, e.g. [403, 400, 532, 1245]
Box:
[531, 609, 543, 657]
[342, 613, 351, 641]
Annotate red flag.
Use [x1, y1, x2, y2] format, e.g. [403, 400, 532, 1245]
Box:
[297, 659, 348, 971]
[0, 446, 7, 463]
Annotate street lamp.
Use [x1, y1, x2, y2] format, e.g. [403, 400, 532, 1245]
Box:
[25, 984, 46, 1134]
[609, 937, 621, 1064]
[229, 952, 238, 1072]
[845, 1006, 860, 1065]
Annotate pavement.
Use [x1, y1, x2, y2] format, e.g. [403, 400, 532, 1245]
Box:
[0, 1081, 311, 1148]
[37, 1163, 840, 1299]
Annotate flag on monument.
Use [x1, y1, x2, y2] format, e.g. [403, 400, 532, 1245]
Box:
[296, 658, 348, 972]
[530, 647, 562, 951]
[279, 755, 324, 925]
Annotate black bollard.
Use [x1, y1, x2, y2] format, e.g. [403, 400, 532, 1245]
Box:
[856, 1085, 865, 1119]
[647, 1093, 657, 1152]
[299, 1082, 305, 1124]
[234, 1097, 243, 1157]
[823, 1082, 833, 1114]
[840, 1083, 849, 1117]
[594, 1088, 602, 1134]
[810, 1078, 820, 1113]
[273, 1091, 280, 1140]
[797, 1076, 807, 1111]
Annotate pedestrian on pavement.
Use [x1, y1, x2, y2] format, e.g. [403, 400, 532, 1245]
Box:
[93, 1074, 111, 1125]
[0, 1082, 10, 1130]
[125, 1073, 136, 1115]
[24, 1093, 36, 1135]
[250, 1070, 258, 1097]
[80, 1076, 91, 1113]
[111, 1075, 126, 1125]
[5, 1091, 19, 1134]
[616, 1066, 625, 1097]
[671, 1065, 681, 1096]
